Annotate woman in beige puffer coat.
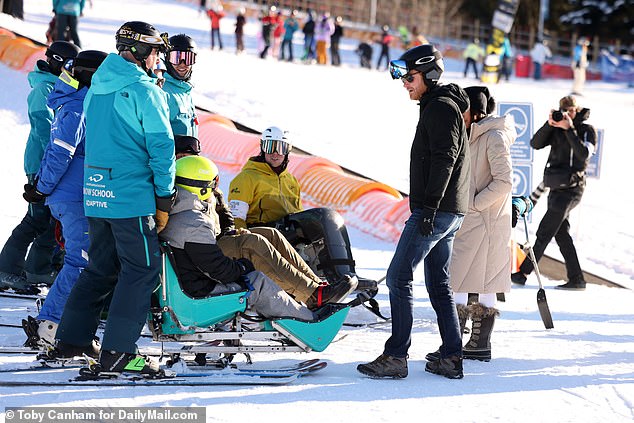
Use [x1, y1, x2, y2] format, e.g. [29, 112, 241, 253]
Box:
[449, 86, 516, 363]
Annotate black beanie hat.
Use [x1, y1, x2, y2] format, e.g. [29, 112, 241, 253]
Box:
[464, 86, 495, 115]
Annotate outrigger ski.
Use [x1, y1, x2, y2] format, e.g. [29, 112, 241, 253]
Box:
[0, 359, 326, 386]
[0, 291, 44, 301]
[0, 354, 326, 375]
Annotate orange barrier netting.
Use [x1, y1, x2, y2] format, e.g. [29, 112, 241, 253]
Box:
[20, 48, 46, 72]
[198, 118, 260, 171]
[298, 165, 402, 212]
[285, 153, 341, 181]
[0, 33, 17, 60]
[198, 113, 236, 130]
[0, 38, 42, 70]
[348, 190, 404, 242]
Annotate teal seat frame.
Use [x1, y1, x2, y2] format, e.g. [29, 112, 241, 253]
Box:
[150, 245, 350, 352]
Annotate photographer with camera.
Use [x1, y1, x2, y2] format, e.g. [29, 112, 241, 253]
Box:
[511, 95, 596, 290]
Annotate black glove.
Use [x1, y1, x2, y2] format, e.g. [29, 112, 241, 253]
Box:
[418, 207, 436, 237]
[23, 180, 47, 203]
[236, 258, 255, 275]
[155, 191, 177, 213]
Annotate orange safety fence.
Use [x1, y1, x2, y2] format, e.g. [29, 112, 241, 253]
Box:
[286, 153, 341, 180]
[0, 28, 16, 37]
[0, 38, 42, 70]
[198, 118, 260, 171]
[20, 48, 46, 72]
[298, 165, 402, 212]
[348, 190, 405, 242]
[0, 33, 17, 58]
[198, 113, 236, 130]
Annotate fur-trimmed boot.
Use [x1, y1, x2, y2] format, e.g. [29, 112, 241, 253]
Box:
[425, 304, 470, 361]
[463, 303, 499, 362]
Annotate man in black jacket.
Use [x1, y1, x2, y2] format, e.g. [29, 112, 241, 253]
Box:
[357, 45, 470, 380]
[512, 95, 596, 290]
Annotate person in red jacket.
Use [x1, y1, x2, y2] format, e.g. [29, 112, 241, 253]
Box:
[271, 10, 284, 59]
[207, 5, 225, 50]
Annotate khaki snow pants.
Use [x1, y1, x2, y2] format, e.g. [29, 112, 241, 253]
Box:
[217, 227, 321, 303]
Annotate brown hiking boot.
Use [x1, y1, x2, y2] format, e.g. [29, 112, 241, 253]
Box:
[357, 354, 408, 379]
[425, 355, 463, 379]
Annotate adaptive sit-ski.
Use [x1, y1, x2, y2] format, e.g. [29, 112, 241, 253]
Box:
[146, 243, 351, 363]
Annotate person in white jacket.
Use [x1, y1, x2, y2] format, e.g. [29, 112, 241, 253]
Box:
[530, 39, 552, 80]
[440, 86, 515, 363]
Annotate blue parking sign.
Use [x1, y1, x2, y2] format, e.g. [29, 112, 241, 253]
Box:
[512, 163, 532, 197]
[499, 102, 533, 162]
[586, 129, 603, 178]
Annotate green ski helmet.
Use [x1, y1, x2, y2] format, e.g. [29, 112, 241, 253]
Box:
[175, 155, 218, 201]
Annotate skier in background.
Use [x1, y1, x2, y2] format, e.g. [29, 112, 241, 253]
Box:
[234, 7, 246, 54]
[207, 4, 225, 50]
[463, 38, 484, 79]
[330, 16, 343, 66]
[376, 25, 392, 70]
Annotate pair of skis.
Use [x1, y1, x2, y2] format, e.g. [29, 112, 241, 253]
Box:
[0, 358, 327, 386]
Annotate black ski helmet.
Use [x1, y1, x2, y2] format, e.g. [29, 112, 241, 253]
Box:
[115, 21, 169, 70]
[165, 34, 197, 81]
[70, 50, 108, 88]
[45, 41, 81, 76]
[390, 44, 444, 87]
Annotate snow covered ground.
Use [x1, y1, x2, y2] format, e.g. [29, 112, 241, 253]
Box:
[0, 1, 633, 422]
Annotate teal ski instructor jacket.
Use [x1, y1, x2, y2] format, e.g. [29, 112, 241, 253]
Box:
[162, 72, 198, 137]
[24, 62, 58, 176]
[82, 53, 175, 219]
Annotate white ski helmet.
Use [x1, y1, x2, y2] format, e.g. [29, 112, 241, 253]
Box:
[260, 126, 292, 155]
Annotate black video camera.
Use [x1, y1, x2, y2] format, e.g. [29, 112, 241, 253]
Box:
[552, 110, 565, 122]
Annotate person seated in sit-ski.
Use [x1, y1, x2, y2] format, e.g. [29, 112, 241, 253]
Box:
[173, 135, 354, 309]
[159, 154, 315, 320]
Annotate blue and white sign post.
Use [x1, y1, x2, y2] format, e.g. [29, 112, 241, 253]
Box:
[500, 102, 534, 222]
[499, 102, 534, 162]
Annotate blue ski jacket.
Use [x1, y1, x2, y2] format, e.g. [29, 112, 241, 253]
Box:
[53, 0, 85, 17]
[82, 53, 175, 219]
[36, 72, 87, 205]
[24, 61, 57, 176]
[162, 72, 198, 137]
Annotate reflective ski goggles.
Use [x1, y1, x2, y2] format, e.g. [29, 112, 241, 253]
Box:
[168, 50, 196, 65]
[261, 139, 292, 155]
[389, 60, 409, 80]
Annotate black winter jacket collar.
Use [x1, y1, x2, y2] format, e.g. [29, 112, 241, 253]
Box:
[409, 83, 471, 214]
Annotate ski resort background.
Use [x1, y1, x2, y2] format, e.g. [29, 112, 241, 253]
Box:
[0, 0, 633, 421]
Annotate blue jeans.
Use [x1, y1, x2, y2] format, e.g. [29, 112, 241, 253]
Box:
[57, 216, 160, 353]
[533, 62, 542, 80]
[384, 208, 464, 359]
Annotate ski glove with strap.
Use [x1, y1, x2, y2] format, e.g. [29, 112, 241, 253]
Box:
[418, 207, 436, 237]
[155, 191, 177, 233]
[23, 179, 47, 203]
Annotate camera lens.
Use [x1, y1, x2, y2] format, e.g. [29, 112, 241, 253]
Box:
[552, 110, 564, 122]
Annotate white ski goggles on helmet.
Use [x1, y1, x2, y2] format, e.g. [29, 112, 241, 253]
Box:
[261, 139, 292, 155]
